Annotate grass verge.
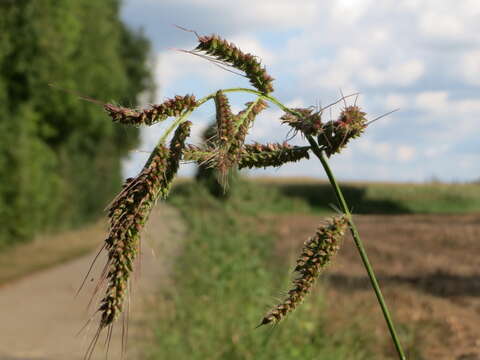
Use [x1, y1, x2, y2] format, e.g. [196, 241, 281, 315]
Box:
[147, 182, 376, 359]
[255, 177, 480, 214]
[0, 220, 105, 286]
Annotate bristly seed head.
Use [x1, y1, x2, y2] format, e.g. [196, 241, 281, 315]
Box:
[104, 94, 197, 126]
[229, 100, 268, 161]
[163, 121, 192, 197]
[238, 142, 309, 169]
[280, 108, 323, 136]
[258, 216, 348, 326]
[213, 90, 235, 186]
[100, 144, 170, 329]
[317, 105, 367, 157]
[195, 34, 274, 94]
[214, 91, 235, 146]
[98, 122, 191, 330]
[281, 105, 367, 157]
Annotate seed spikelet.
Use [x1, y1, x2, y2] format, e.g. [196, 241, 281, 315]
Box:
[162, 121, 192, 197]
[104, 95, 197, 126]
[195, 34, 274, 94]
[317, 105, 367, 157]
[258, 216, 348, 326]
[213, 91, 235, 186]
[100, 144, 170, 329]
[229, 99, 268, 161]
[238, 142, 310, 169]
[97, 122, 190, 332]
[281, 108, 323, 136]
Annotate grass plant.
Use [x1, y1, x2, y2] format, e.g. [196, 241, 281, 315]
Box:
[85, 31, 408, 359]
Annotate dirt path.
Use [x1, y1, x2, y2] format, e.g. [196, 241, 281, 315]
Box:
[274, 213, 480, 360]
[0, 205, 184, 360]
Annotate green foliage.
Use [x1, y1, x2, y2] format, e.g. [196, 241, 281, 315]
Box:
[147, 183, 375, 360]
[0, 0, 153, 247]
[266, 180, 480, 214]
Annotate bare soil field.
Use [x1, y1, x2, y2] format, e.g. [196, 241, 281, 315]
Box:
[274, 213, 480, 360]
[0, 205, 184, 360]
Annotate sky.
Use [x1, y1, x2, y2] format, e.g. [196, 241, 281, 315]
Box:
[120, 0, 480, 182]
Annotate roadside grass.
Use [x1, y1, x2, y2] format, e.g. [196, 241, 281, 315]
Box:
[254, 177, 480, 214]
[0, 220, 105, 286]
[147, 182, 376, 360]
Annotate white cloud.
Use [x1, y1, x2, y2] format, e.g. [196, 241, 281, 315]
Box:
[155, 51, 229, 98]
[424, 144, 449, 158]
[331, 0, 372, 24]
[385, 94, 408, 109]
[415, 91, 449, 113]
[361, 60, 424, 87]
[390, 60, 425, 86]
[459, 50, 480, 86]
[397, 145, 415, 162]
[419, 12, 464, 39]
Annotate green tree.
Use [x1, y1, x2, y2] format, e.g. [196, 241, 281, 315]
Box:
[0, 0, 153, 247]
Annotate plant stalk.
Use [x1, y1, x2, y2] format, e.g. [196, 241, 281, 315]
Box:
[164, 88, 406, 360]
[306, 135, 407, 360]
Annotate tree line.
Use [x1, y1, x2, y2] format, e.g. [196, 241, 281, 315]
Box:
[0, 0, 153, 247]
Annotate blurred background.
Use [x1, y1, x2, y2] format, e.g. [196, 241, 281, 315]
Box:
[0, 1, 479, 360]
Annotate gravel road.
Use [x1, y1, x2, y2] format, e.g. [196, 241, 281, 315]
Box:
[0, 205, 184, 360]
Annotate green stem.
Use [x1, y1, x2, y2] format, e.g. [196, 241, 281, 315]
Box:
[306, 135, 406, 360]
[159, 110, 193, 144]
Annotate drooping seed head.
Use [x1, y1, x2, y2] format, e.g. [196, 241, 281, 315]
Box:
[100, 144, 170, 329]
[281, 108, 323, 136]
[104, 94, 197, 126]
[162, 121, 192, 197]
[195, 34, 274, 94]
[213, 90, 239, 187]
[317, 105, 367, 156]
[229, 99, 268, 161]
[214, 91, 235, 146]
[258, 216, 348, 326]
[238, 142, 310, 169]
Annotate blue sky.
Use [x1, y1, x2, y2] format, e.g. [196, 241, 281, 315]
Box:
[121, 0, 479, 182]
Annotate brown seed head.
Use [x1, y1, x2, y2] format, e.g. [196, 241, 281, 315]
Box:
[258, 216, 348, 326]
[195, 34, 274, 94]
[99, 145, 170, 329]
[317, 105, 367, 156]
[104, 95, 197, 126]
[281, 108, 323, 136]
[229, 99, 268, 161]
[238, 142, 310, 169]
[214, 91, 235, 146]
